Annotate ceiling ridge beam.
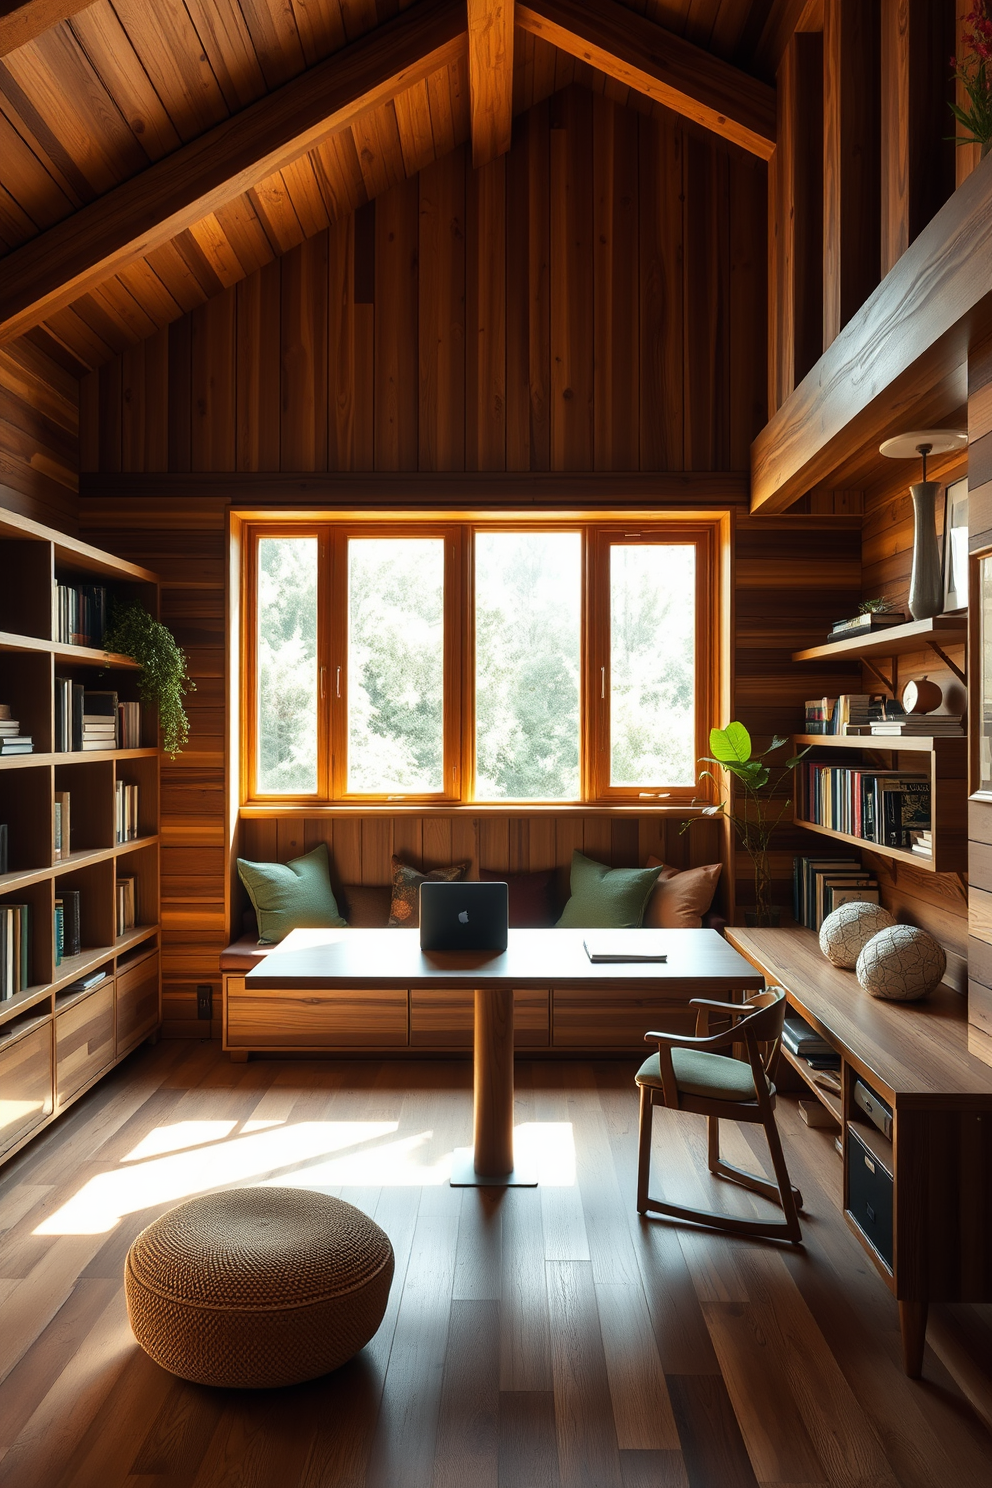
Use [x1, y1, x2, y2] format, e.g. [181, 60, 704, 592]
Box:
[0, 0, 95, 59]
[0, 0, 465, 344]
[468, 0, 514, 166]
[517, 0, 776, 160]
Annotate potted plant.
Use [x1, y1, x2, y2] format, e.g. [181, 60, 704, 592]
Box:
[103, 601, 195, 758]
[685, 722, 809, 927]
[950, 5, 992, 157]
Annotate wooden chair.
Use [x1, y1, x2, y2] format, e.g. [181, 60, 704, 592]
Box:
[635, 986, 803, 1243]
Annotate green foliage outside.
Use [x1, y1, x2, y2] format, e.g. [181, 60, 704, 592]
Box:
[257, 537, 318, 792]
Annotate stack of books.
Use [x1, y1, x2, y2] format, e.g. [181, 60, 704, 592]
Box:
[56, 582, 107, 647]
[782, 1013, 840, 1069]
[81, 691, 118, 751]
[798, 763, 930, 847]
[0, 903, 30, 998]
[910, 830, 933, 859]
[115, 781, 139, 842]
[794, 855, 880, 929]
[53, 790, 70, 861]
[870, 714, 964, 737]
[64, 969, 107, 996]
[0, 703, 32, 755]
[804, 698, 835, 735]
[118, 701, 141, 748]
[54, 678, 82, 752]
[116, 875, 137, 937]
[56, 890, 81, 959]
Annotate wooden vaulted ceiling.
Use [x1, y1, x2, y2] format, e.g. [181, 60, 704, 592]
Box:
[0, 0, 793, 373]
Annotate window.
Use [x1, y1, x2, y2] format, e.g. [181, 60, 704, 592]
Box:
[243, 517, 717, 806]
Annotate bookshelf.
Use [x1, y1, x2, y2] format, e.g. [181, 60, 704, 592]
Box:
[791, 617, 968, 875]
[0, 506, 161, 1168]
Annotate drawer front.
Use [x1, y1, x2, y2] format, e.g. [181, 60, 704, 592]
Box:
[552, 990, 697, 1048]
[227, 985, 409, 1047]
[0, 1022, 53, 1156]
[410, 989, 550, 1048]
[846, 1126, 894, 1270]
[116, 953, 160, 1056]
[56, 982, 114, 1103]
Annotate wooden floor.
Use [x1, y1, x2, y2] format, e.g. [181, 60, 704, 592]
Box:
[1, 1041, 990, 1488]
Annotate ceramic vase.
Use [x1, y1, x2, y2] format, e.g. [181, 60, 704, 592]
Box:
[908, 481, 943, 621]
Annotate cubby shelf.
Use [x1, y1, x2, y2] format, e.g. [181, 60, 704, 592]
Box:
[0, 504, 162, 1171]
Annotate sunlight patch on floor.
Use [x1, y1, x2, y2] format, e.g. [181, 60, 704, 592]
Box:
[122, 1120, 240, 1161]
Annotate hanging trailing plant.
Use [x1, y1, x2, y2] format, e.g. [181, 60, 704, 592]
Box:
[102, 601, 195, 758]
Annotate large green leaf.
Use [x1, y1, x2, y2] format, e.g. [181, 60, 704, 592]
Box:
[708, 721, 752, 765]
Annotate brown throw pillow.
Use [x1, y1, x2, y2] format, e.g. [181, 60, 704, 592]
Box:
[480, 867, 556, 928]
[388, 856, 469, 927]
[643, 855, 722, 929]
[340, 884, 392, 928]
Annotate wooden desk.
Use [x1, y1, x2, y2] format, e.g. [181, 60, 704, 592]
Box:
[248, 927, 764, 1187]
[727, 927, 992, 1378]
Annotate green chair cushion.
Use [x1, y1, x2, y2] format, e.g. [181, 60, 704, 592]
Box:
[556, 851, 660, 929]
[237, 843, 346, 944]
[636, 1047, 771, 1103]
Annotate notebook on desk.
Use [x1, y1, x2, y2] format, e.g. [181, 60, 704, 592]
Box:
[583, 933, 668, 963]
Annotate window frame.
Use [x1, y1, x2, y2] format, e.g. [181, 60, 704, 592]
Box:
[241, 513, 720, 809]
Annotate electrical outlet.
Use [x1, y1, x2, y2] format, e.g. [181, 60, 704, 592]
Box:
[196, 984, 213, 1020]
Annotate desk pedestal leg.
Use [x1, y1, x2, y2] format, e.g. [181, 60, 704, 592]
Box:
[449, 987, 536, 1187]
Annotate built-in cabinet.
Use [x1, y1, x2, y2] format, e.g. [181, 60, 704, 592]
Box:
[0, 507, 161, 1168]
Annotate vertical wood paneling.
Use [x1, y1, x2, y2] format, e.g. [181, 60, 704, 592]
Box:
[281, 234, 328, 471]
[419, 150, 466, 472]
[638, 111, 683, 471]
[374, 174, 419, 470]
[550, 87, 594, 471]
[191, 288, 236, 470]
[683, 133, 730, 471]
[466, 154, 506, 471]
[236, 258, 281, 471]
[593, 96, 638, 473]
[327, 215, 357, 471]
[505, 100, 551, 472]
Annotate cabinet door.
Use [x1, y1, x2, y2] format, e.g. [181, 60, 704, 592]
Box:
[227, 983, 409, 1048]
[410, 989, 550, 1047]
[116, 953, 160, 1056]
[56, 983, 114, 1104]
[552, 989, 697, 1048]
[0, 1022, 53, 1156]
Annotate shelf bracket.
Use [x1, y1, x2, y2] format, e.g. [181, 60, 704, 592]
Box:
[863, 657, 895, 693]
[925, 641, 966, 685]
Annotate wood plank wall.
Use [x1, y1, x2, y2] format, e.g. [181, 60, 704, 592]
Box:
[78, 88, 767, 478]
[859, 462, 969, 984]
[967, 327, 992, 1038]
[0, 335, 79, 531]
[732, 513, 863, 918]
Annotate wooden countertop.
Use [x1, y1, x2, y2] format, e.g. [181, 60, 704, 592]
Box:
[727, 927, 992, 1106]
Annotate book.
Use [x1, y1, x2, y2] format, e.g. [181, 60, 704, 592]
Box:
[54, 900, 63, 966]
[71, 682, 84, 751]
[0, 740, 33, 754]
[828, 612, 906, 641]
[783, 1013, 833, 1056]
[116, 781, 139, 842]
[118, 700, 141, 748]
[116, 875, 137, 937]
[61, 889, 81, 958]
[583, 933, 667, 963]
[56, 582, 107, 648]
[0, 903, 30, 998]
[54, 791, 70, 860]
[65, 970, 107, 994]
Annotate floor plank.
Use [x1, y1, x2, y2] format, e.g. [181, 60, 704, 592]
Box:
[0, 1045, 988, 1488]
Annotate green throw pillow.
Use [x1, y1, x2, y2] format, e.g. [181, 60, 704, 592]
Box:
[556, 851, 660, 929]
[237, 842, 346, 944]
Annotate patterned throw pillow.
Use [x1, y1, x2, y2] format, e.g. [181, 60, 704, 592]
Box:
[387, 856, 469, 927]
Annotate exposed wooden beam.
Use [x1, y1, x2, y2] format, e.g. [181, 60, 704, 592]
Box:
[750, 155, 992, 514]
[0, 0, 465, 344]
[80, 471, 752, 506]
[517, 0, 776, 160]
[467, 0, 514, 167]
[0, 0, 93, 57]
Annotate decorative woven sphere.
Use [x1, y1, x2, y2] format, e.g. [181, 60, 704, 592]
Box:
[819, 901, 896, 968]
[855, 924, 946, 1002]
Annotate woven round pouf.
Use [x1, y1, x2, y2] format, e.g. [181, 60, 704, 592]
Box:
[125, 1187, 394, 1388]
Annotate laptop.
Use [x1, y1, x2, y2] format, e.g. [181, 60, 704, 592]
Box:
[419, 881, 509, 953]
